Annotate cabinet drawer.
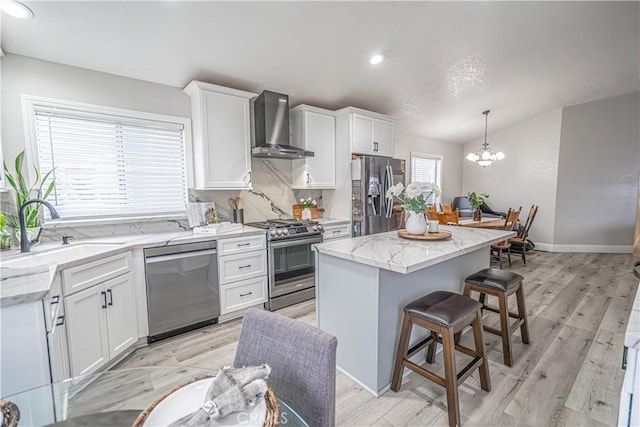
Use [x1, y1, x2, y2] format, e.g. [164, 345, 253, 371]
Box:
[220, 276, 267, 315]
[323, 224, 352, 240]
[63, 252, 132, 295]
[217, 235, 266, 256]
[218, 250, 267, 285]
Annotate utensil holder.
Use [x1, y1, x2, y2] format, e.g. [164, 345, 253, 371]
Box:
[233, 209, 244, 224]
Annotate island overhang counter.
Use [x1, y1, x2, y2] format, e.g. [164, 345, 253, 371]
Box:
[313, 226, 516, 396]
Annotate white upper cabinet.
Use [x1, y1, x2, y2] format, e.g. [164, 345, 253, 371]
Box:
[184, 81, 257, 189]
[291, 105, 336, 189]
[346, 109, 394, 157]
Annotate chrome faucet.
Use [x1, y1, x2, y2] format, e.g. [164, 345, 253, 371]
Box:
[19, 199, 60, 253]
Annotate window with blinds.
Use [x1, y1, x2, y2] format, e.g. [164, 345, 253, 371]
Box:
[31, 102, 188, 219]
[410, 153, 442, 204]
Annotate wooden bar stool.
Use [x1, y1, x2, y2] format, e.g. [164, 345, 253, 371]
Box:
[462, 268, 530, 366]
[391, 291, 491, 427]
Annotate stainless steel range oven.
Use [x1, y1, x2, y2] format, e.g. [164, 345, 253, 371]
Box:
[246, 219, 324, 310]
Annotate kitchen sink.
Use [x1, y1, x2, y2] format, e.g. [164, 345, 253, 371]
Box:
[1, 243, 124, 268]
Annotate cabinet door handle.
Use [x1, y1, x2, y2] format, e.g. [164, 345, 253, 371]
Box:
[306, 173, 311, 184]
[332, 230, 341, 235]
[239, 292, 253, 297]
[237, 243, 251, 247]
[51, 295, 60, 305]
[247, 171, 252, 184]
[238, 264, 252, 269]
[107, 289, 113, 306]
[101, 291, 107, 309]
[55, 315, 65, 327]
[622, 346, 628, 370]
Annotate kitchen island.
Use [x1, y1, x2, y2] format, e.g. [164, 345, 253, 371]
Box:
[313, 226, 515, 396]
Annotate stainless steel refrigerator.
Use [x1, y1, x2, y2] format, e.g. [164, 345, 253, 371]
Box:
[352, 156, 406, 237]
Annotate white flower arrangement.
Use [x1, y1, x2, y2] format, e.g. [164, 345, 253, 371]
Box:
[300, 197, 317, 209]
[386, 182, 441, 214]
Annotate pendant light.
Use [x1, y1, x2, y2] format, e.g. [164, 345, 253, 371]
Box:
[466, 110, 505, 167]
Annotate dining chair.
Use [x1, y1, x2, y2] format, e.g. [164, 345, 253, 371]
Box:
[441, 203, 453, 213]
[234, 308, 338, 427]
[491, 207, 521, 268]
[509, 205, 538, 265]
[438, 209, 459, 225]
[425, 209, 440, 221]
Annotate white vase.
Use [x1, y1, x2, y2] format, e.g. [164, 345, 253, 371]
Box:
[405, 211, 427, 235]
[301, 208, 312, 220]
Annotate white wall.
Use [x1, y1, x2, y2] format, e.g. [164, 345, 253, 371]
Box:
[462, 109, 563, 246]
[554, 92, 639, 249]
[1, 53, 191, 166]
[394, 127, 463, 204]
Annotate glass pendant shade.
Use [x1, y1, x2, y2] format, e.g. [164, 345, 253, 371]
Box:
[466, 110, 505, 167]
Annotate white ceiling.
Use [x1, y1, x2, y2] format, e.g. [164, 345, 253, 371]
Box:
[2, 1, 639, 143]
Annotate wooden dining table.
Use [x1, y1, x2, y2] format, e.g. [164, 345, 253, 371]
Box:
[457, 217, 508, 229]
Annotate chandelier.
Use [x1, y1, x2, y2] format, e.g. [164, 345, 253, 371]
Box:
[466, 110, 505, 167]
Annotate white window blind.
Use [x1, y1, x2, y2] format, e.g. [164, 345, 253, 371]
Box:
[411, 153, 442, 204]
[33, 104, 187, 219]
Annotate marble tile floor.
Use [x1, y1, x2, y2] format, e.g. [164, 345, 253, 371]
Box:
[115, 251, 637, 426]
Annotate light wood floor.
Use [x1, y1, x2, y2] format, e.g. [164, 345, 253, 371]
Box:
[116, 251, 638, 426]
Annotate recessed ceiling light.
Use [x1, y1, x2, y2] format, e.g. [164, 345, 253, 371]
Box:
[368, 54, 385, 65]
[0, 0, 34, 19]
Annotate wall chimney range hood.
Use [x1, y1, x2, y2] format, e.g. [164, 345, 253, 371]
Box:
[252, 90, 314, 159]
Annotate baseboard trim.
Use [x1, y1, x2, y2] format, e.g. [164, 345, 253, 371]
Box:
[533, 243, 553, 252]
[336, 366, 383, 397]
[534, 243, 633, 253]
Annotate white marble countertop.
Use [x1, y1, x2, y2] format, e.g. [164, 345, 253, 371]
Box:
[0, 225, 265, 307]
[625, 279, 640, 350]
[313, 226, 516, 274]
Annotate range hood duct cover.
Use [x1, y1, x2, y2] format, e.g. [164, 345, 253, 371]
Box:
[252, 90, 314, 159]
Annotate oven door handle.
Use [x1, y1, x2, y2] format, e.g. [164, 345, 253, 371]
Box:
[269, 237, 323, 249]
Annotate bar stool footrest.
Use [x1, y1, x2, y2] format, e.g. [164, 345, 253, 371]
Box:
[407, 335, 436, 359]
[456, 356, 483, 386]
[482, 304, 522, 320]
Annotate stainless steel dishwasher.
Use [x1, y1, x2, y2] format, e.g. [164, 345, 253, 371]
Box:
[145, 241, 219, 342]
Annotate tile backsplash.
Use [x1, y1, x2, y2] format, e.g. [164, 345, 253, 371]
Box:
[191, 159, 321, 223]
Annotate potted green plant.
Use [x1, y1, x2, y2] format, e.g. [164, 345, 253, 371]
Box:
[0, 213, 12, 250]
[467, 191, 489, 221]
[3, 150, 55, 243]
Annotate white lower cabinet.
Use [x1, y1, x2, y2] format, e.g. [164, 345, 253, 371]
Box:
[218, 250, 267, 285]
[104, 273, 137, 357]
[220, 276, 268, 315]
[65, 285, 109, 376]
[217, 235, 268, 320]
[322, 223, 352, 241]
[65, 272, 136, 377]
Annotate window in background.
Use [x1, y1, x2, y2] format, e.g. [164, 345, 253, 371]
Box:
[410, 152, 442, 205]
[25, 97, 189, 220]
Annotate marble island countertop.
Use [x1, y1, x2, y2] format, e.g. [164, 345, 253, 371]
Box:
[0, 225, 265, 307]
[313, 226, 516, 274]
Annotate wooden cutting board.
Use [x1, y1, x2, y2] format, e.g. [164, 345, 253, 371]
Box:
[397, 229, 452, 240]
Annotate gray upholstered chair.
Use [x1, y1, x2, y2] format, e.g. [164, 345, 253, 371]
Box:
[233, 308, 338, 427]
